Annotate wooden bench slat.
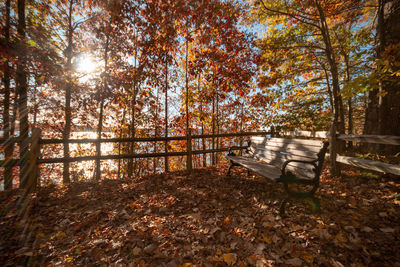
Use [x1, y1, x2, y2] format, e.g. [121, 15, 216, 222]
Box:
[226, 155, 281, 179]
[250, 137, 324, 147]
[252, 149, 317, 163]
[250, 145, 319, 158]
[228, 152, 316, 179]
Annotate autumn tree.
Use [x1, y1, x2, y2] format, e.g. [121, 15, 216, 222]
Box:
[252, 0, 367, 175]
[364, 0, 400, 148]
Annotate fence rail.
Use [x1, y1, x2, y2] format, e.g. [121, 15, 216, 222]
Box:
[2, 129, 399, 191]
[334, 134, 400, 175]
[0, 130, 268, 187]
[337, 134, 400, 145]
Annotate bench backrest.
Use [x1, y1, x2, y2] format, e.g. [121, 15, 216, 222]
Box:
[248, 137, 327, 179]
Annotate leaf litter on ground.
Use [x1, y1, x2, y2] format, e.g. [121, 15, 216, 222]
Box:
[0, 164, 399, 266]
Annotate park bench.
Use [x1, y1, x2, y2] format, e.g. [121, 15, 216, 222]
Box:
[226, 136, 329, 214]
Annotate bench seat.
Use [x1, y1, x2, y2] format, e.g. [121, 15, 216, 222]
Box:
[225, 155, 282, 180]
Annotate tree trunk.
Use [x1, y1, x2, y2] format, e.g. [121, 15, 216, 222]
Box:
[153, 87, 159, 174]
[117, 110, 126, 178]
[377, 0, 400, 142]
[185, 29, 192, 171]
[164, 57, 169, 173]
[364, 0, 400, 153]
[17, 0, 29, 188]
[128, 25, 138, 178]
[94, 33, 110, 181]
[212, 91, 215, 165]
[198, 76, 206, 167]
[314, 0, 342, 175]
[63, 0, 74, 184]
[3, 0, 12, 190]
[216, 93, 220, 164]
[185, 32, 190, 137]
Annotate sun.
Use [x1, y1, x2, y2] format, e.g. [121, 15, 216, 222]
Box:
[76, 54, 98, 73]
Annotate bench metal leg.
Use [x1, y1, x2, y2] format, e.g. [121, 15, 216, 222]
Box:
[279, 197, 289, 215]
[309, 197, 321, 213]
[247, 169, 251, 177]
[227, 162, 235, 176]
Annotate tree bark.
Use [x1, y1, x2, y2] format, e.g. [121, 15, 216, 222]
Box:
[94, 32, 110, 181]
[364, 0, 400, 154]
[117, 110, 126, 178]
[314, 0, 342, 175]
[63, 0, 74, 184]
[377, 0, 400, 138]
[17, 0, 29, 188]
[128, 24, 138, 178]
[212, 90, 215, 165]
[3, 0, 12, 190]
[164, 57, 169, 173]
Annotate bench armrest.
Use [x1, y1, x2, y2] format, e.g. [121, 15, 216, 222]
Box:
[228, 140, 251, 156]
[228, 145, 248, 156]
[281, 159, 318, 175]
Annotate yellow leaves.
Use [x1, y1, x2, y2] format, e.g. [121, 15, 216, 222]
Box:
[53, 231, 67, 240]
[223, 253, 237, 265]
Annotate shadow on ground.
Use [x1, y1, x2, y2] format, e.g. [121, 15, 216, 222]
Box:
[1, 164, 399, 266]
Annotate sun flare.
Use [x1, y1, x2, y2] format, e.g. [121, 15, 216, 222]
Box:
[76, 54, 98, 73]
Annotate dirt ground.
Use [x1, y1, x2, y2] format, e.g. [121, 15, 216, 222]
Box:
[1, 164, 399, 266]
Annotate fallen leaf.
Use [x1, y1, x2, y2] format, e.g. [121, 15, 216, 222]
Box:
[361, 226, 373, 233]
[335, 232, 347, 242]
[223, 253, 237, 265]
[380, 227, 395, 233]
[301, 254, 314, 264]
[263, 235, 272, 244]
[132, 247, 142, 256]
[286, 257, 303, 266]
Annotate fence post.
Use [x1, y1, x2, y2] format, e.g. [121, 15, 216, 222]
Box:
[165, 137, 169, 173]
[187, 129, 192, 173]
[27, 128, 40, 193]
[329, 123, 340, 176]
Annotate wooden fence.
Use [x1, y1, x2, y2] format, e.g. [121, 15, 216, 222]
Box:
[335, 134, 400, 175]
[1, 129, 399, 192]
[0, 129, 270, 190]
[280, 131, 400, 175]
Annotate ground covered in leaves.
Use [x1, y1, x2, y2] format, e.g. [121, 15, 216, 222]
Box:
[1, 164, 400, 266]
